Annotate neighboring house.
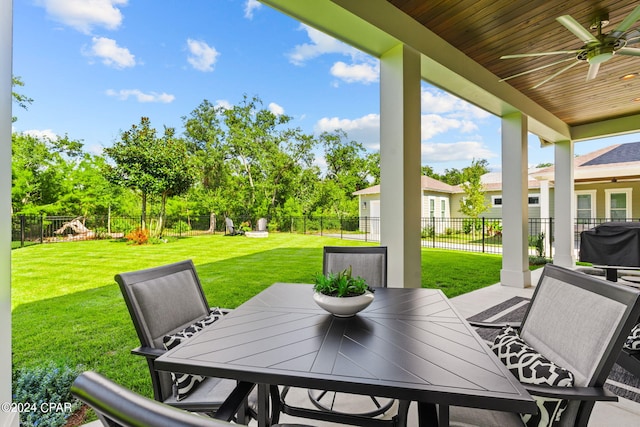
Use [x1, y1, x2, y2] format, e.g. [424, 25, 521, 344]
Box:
[353, 176, 457, 236]
[354, 142, 640, 224]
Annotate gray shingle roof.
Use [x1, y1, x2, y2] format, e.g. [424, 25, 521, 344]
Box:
[582, 141, 640, 166]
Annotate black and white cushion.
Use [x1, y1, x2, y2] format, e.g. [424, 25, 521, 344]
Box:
[162, 308, 224, 401]
[624, 323, 640, 351]
[492, 326, 575, 427]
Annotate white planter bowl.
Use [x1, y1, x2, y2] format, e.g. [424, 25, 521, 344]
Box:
[313, 291, 375, 317]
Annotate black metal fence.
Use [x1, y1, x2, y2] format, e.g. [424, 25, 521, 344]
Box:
[12, 214, 637, 257]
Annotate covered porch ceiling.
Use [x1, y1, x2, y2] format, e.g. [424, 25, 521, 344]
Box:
[260, 0, 640, 144]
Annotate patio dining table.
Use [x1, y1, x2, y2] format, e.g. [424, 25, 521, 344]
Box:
[155, 283, 536, 427]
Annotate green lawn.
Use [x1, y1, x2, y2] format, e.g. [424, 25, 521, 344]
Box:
[11, 233, 503, 397]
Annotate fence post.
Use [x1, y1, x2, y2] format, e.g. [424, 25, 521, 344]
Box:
[482, 217, 486, 253]
[364, 216, 368, 242]
[431, 217, 436, 248]
[20, 214, 25, 247]
[340, 217, 343, 239]
[549, 217, 553, 260]
[39, 214, 44, 244]
[320, 216, 323, 237]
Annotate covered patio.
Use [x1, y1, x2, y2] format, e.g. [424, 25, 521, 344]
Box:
[257, 0, 640, 290]
[3, 1, 640, 426]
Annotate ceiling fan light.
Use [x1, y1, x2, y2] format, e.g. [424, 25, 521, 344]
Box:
[587, 46, 614, 64]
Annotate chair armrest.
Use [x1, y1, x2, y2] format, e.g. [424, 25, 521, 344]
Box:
[131, 346, 166, 359]
[468, 321, 521, 329]
[523, 384, 618, 402]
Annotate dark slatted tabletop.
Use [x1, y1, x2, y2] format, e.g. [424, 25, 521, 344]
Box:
[156, 284, 536, 425]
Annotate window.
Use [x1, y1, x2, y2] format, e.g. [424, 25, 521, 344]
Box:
[429, 199, 435, 218]
[575, 191, 596, 224]
[491, 194, 539, 207]
[440, 199, 446, 218]
[605, 188, 632, 220]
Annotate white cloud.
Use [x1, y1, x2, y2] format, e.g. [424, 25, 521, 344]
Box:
[87, 37, 135, 68]
[422, 141, 497, 163]
[315, 113, 380, 149]
[186, 39, 219, 72]
[421, 87, 490, 119]
[288, 25, 360, 66]
[105, 89, 175, 103]
[23, 129, 58, 141]
[268, 102, 285, 116]
[330, 61, 379, 84]
[421, 114, 478, 140]
[215, 99, 233, 110]
[39, 0, 127, 34]
[244, 0, 261, 19]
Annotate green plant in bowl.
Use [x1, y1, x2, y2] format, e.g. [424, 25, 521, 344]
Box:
[313, 266, 374, 297]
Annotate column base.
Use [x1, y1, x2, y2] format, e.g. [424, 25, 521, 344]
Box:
[500, 269, 532, 288]
[1, 412, 20, 427]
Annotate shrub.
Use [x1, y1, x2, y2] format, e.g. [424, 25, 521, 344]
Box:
[421, 226, 434, 238]
[125, 228, 150, 245]
[171, 220, 192, 234]
[13, 362, 83, 427]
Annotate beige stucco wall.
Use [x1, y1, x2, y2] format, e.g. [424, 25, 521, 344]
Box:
[360, 180, 640, 221]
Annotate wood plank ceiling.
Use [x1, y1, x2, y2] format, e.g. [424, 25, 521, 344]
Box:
[387, 0, 640, 127]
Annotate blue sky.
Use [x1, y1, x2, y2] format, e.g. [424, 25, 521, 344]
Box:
[12, 0, 640, 174]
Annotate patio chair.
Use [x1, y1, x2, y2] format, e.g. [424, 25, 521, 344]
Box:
[617, 325, 640, 379]
[224, 217, 244, 236]
[281, 246, 411, 426]
[115, 260, 279, 423]
[71, 371, 310, 427]
[426, 263, 640, 427]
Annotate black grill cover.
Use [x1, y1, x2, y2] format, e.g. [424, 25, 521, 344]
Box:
[579, 222, 640, 267]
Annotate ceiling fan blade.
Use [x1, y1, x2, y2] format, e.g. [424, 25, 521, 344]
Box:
[531, 60, 581, 89]
[556, 15, 599, 43]
[498, 57, 576, 82]
[500, 50, 581, 59]
[623, 30, 640, 45]
[586, 62, 600, 81]
[611, 5, 640, 39]
[617, 47, 640, 56]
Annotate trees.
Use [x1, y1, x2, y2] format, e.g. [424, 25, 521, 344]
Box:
[11, 76, 33, 123]
[11, 133, 84, 215]
[184, 95, 320, 226]
[458, 159, 490, 221]
[103, 117, 195, 236]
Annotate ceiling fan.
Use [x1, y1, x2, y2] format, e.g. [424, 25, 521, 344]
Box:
[500, 5, 640, 88]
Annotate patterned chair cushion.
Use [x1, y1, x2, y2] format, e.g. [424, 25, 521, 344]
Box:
[624, 323, 640, 351]
[162, 308, 224, 401]
[492, 326, 575, 427]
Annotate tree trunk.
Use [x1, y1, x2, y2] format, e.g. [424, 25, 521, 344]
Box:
[141, 192, 147, 230]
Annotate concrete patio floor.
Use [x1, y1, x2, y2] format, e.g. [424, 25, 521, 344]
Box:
[84, 267, 640, 426]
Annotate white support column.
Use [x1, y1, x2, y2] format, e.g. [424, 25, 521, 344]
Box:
[539, 179, 551, 257]
[553, 140, 575, 267]
[0, 0, 17, 426]
[379, 44, 422, 288]
[500, 112, 531, 288]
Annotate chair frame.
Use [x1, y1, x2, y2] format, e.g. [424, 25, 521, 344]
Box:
[322, 246, 388, 288]
[452, 264, 640, 427]
[116, 260, 280, 423]
[71, 371, 257, 427]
